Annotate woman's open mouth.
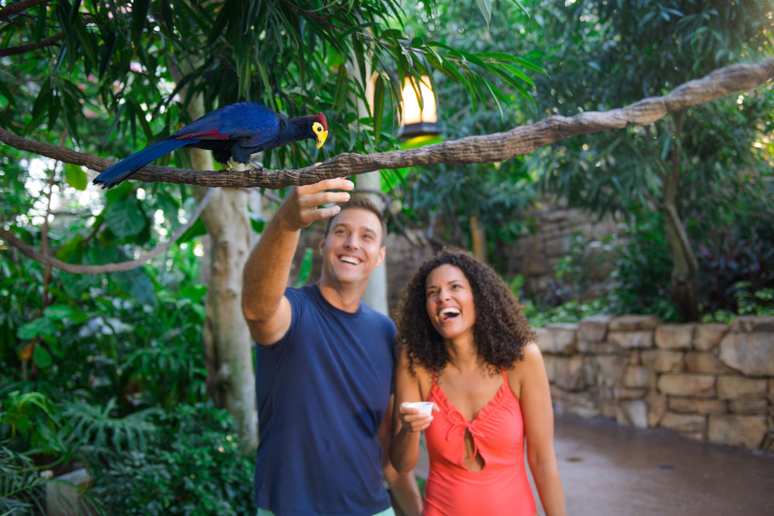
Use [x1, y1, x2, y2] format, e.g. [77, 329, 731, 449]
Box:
[439, 307, 460, 322]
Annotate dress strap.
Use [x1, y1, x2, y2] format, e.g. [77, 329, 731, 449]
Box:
[500, 365, 509, 386]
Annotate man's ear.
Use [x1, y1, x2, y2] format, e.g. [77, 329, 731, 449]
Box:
[318, 237, 326, 257]
[374, 246, 386, 268]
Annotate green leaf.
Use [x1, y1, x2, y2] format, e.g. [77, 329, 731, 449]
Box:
[44, 305, 73, 320]
[250, 217, 265, 234]
[30, 77, 52, 126]
[179, 284, 206, 302]
[501, 64, 536, 88]
[178, 217, 207, 244]
[56, 0, 78, 70]
[512, 0, 529, 16]
[65, 163, 87, 190]
[372, 75, 385, 146]
[131, 0, 150, 43]
[72, 15, 98, 66]
[61, 273, 95, 300]
[353, 35, 367, 87]
[0, 79, 16, 109]
[105, 197, 146, 239]
[113, 268, 157, 307]
[33, 345, 53, 369]
[43, 336, 66, 359]
[208, 0, 234, 46]
[55, 234, 84, 262]
[294, 248, 314, 288]
[159, 0, 175, 33]
[18, 318, 58, 340]
[98, 33, 117, 79]
[34, 5, 48, 44]
[475, 0, 492, 26]
[333, 66, 349, 113]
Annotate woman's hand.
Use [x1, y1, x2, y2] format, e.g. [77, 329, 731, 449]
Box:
[398, 403, 438, 433]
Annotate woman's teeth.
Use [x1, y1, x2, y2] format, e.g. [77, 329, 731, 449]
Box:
[440, 308, 460, 321]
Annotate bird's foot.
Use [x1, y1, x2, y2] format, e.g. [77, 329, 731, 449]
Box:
[221, 162, 233, 172]
[249, 161, 264, 172]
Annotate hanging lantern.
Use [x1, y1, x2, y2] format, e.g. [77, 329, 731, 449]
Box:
[397, 75, 441, 139]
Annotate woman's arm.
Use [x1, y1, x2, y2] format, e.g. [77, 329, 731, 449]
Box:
[378, 395, 422, 516]
[517, 344, 567, 516]
[389, 348, 434, 475]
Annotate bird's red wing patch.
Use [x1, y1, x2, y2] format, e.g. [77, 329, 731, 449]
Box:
[176, 129, 230, 140]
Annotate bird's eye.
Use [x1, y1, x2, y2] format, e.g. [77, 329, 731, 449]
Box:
[312, 122, 322, 134]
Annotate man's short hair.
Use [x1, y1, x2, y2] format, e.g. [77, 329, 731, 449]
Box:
[324, 194, 387, 246]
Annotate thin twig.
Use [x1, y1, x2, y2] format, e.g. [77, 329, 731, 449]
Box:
[0, 189, 214, 274]
[0, 0, 50, 20]
[0, 33, 65, 58]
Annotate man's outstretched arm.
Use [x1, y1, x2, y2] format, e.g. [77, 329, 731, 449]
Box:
[241, 177, 352, 345]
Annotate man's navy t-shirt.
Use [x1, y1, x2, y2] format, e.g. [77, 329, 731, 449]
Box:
[254, 284, 396, 516]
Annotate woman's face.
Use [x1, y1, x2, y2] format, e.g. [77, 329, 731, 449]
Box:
[425, 264, 476, 343]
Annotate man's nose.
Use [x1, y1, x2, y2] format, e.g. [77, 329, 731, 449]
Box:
[344, 234, 360, 249]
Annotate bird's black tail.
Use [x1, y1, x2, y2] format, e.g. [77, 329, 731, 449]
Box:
[93, 139, 195, 189]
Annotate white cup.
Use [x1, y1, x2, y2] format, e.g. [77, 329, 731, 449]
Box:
[404, 401, 434, 418]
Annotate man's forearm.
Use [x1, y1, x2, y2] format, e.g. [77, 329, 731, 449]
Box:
[386, 469, 422, 516]
[241, 208, 300, 321]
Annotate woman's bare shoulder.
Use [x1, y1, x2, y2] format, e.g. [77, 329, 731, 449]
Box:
[396, 347, 433, 380]
[507, 343, 544, 385]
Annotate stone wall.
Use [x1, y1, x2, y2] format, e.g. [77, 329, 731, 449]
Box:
[497, 205, 621, 298]
[538, 315, 774, 452]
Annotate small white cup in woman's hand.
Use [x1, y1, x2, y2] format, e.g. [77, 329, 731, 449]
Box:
[404, 402, 434, 418]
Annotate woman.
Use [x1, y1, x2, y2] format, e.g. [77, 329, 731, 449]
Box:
[390, 249, 566, 516]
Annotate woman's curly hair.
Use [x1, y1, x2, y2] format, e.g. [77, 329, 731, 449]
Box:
[395, 248, 534, 376]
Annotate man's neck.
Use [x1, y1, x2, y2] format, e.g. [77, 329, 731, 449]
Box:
[316, 276, 366, 313]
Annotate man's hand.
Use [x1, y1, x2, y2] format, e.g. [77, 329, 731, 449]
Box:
[242, 176, 355, 345]
[276, 177, 354, 232]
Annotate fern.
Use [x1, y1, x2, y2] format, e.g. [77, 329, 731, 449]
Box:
[0, 446, 47, 516]
[63, 399, 159, 453]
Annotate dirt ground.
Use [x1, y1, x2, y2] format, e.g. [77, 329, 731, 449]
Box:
[413, 415, 774, 515]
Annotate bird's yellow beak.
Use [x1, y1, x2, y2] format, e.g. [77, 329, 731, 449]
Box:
[316, 131, 328, 149]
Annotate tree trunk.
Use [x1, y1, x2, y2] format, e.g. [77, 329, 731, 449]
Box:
[662, 204, 700, 321]
[660, 110, 700, 322]
[198, 183, 258, 455]
[186, 97, 257, 455]
[347, 52, 390, 316]
[470, 214, 487, 263]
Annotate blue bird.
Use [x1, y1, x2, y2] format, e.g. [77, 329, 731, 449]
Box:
[93, 102, 329, 189]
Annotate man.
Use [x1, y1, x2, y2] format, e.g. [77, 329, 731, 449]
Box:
[241, 177, 422, 516]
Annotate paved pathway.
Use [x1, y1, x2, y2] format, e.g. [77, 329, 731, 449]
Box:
[413, 415, 774, 515]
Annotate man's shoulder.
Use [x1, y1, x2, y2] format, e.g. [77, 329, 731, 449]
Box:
[358, 304, 397, 335]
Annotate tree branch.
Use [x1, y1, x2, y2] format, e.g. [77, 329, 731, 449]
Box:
[0, 33, 65, 58]
[1, 60, 772, 190]
[0, 189, 214, 274]
[0, 0, 50, 20]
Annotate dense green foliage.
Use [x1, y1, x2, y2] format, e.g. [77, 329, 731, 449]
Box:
[0, 0, 538, 512]
[1, 0, 773, 512]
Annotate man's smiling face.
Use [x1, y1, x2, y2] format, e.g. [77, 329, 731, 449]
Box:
[319, 208, 385, 287]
